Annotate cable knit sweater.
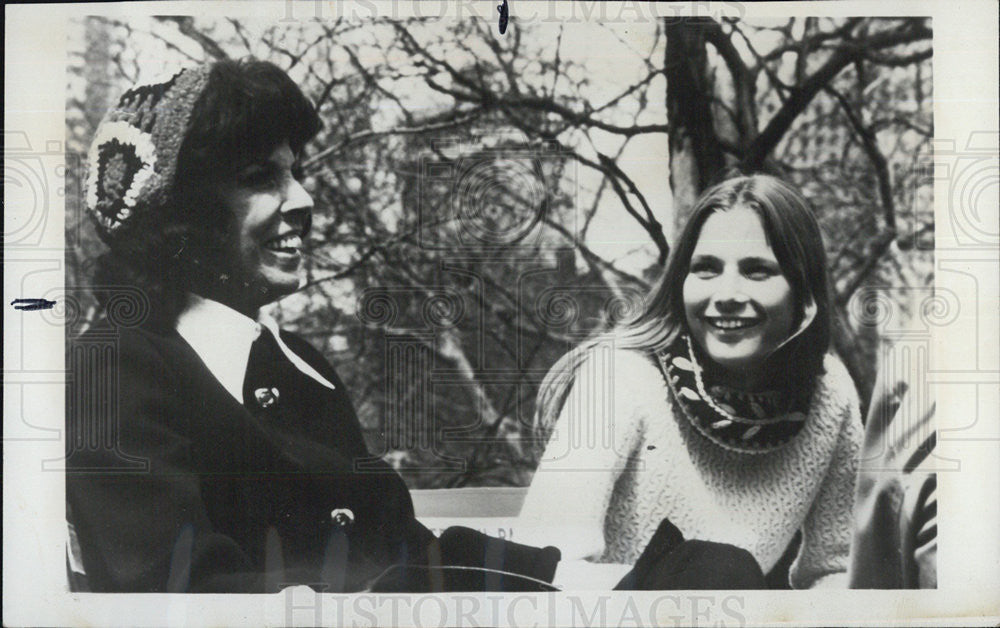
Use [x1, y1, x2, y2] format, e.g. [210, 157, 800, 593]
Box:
[519, 348, 863, 589]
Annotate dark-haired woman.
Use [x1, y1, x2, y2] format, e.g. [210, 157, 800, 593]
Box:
[66, 59, 561, 593]
[519, 175, 863, 589]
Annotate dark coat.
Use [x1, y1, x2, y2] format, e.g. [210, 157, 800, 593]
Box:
[66, 319, 558, 593]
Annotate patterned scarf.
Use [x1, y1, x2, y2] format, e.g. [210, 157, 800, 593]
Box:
[655, 334, 810, 454]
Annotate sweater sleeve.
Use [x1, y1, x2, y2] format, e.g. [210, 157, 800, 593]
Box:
[789, 366, 864, 589]
[518, 349, 652, 561]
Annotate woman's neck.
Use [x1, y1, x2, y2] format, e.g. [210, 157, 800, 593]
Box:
[188, 288, 261, 320]
[693, 346, 779, 393]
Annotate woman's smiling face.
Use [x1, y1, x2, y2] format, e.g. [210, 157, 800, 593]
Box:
[682, 206, 795, 376]
[208, 140, 313, 315]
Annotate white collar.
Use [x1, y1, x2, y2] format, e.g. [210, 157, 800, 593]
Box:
[176, 294, 335, 403]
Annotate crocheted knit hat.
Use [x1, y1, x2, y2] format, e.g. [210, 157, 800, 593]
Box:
[86, 64, 213, 240]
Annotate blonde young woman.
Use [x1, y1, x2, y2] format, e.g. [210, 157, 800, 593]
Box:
[520, 175, 863, 589]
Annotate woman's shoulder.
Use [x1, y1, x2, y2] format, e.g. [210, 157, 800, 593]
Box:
[70, 321, 193, 396]
[809, 353, 862, 425]
[570, 346, 670, 414]
[67, 323, 190, 440]
[577, 345, 665, 385]
[613, 347, 664, 377]
[71, 320, 170, 363]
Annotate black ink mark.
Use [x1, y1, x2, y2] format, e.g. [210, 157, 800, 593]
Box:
[497, 0, 508, 34]
[11, 298, 56, 311]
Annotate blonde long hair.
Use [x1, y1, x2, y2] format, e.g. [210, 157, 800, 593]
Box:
[534, 175, 832, 436]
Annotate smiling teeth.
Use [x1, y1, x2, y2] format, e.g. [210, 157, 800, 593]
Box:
[709, 318, 756, 330]
[266, 235, 302, 251]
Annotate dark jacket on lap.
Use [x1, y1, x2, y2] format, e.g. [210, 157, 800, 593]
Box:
[66, 319, 558, 593]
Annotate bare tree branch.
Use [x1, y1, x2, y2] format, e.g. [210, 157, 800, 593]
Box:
[303, 107, 486, 167]
[393, 21, 671, 138]
[540, 217, 650, 289]
[865, 47, 932, 67]
[753, 17, 864, 62]
[742, 19, 931, 169]
[836, 232, 896, 306]
[159, 16, 229, 60]
[225, 18, 255, 55]
[825, 85, 896, 230]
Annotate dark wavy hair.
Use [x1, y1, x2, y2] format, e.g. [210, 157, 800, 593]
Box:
[92, 58, 321, 327]
[536, 174, 833, 432]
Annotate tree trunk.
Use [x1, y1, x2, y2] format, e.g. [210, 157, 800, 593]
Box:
[665, 18, 726, 230]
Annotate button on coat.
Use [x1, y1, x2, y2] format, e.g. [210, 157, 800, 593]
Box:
[254, 387, 280, 408]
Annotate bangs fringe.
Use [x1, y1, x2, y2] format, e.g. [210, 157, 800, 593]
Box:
[178, 58, 321, 178]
